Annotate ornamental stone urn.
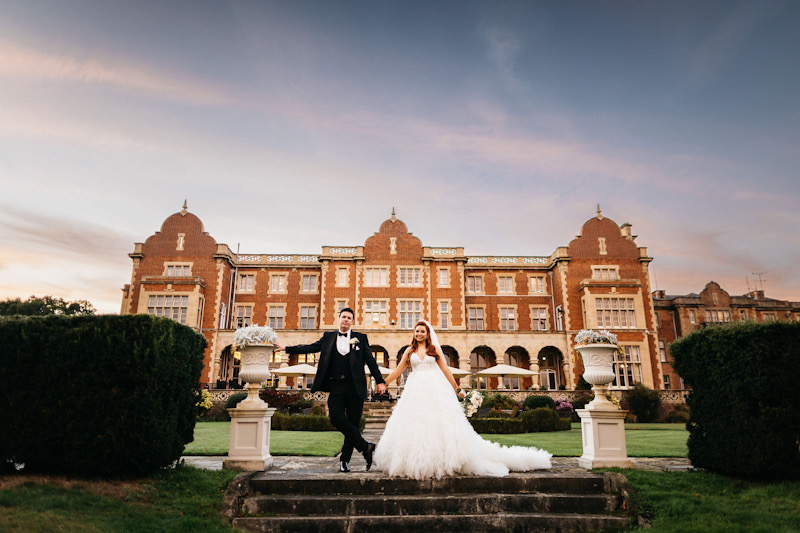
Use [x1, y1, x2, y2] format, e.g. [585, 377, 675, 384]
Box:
[575, 343, 618, 410]
[575, 342, 632, 468]
[224, 343, 277, 471]
[237, 343, 274, 407]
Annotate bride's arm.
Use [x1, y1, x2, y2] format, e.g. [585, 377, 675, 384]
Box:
[435, 346, 464, 396]
[383, 348, 410, 384]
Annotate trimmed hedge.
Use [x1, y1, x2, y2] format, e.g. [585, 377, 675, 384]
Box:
[272, 413, 336, 431]
[469, 408, 571, 434]
[672, 321, 800, 479]
[0, 315, 206, 477]
[522, 407, 572, 432]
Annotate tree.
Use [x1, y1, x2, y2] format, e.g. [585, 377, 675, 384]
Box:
[0, 296, 96, 316]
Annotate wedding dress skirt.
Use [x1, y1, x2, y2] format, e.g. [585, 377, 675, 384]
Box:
[374, 353, 552, 479]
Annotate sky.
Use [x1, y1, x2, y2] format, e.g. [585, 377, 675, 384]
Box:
[0, 0, 798, 314]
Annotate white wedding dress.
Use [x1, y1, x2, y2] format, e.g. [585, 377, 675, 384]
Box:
[374, 352, 552, 479]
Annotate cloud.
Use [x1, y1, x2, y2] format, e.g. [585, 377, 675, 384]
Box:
[482, 27, 524, 94]
[0, 40, 231, 106]
[0, 204, 134, 262]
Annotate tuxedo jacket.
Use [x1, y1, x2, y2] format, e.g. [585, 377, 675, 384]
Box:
[285, 331, 385, 401]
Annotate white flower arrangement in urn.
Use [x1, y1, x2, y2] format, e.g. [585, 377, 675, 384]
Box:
[233, 324, 278, 407]
[574, 329, 623, 410]
[233, 323, 278, 349]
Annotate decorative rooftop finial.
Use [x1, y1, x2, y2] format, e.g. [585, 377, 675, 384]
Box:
[181, 200, 188, 216]
[391, 207, 396, 222]
[596, 204, 603, 220]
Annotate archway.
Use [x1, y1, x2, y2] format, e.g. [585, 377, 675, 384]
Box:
[470, 346, 497, 389]
[441, 345, 458, 367]
[371, 345, 388, 367]
[537, 346, 565, 390]
[504, 346, 531, 390]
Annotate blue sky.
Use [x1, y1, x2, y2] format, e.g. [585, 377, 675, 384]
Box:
[1, 0, 798, 313]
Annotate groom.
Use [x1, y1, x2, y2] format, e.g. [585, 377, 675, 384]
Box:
[275, 307, 386, 473]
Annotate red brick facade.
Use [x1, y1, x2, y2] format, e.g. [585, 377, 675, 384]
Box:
[121, 206, 703, 392]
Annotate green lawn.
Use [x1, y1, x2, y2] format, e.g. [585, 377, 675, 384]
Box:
[621, 469, 800, 532]
[184, 421, 689, 457]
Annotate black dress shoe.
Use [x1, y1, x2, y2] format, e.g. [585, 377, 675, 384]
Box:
[364, 443, 376, 471]
[339, 461, 350, 473]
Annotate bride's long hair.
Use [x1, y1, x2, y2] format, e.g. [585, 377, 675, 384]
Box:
[410, 321, 438, 359]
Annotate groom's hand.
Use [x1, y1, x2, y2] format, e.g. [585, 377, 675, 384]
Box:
[376, 383, 387, 394]
[273, 342, 285, 351]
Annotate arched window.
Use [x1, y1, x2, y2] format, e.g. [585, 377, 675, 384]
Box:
[470, 346, 496, 389]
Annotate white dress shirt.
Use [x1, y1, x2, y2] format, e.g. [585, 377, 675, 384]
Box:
[336, 329, 351, 355]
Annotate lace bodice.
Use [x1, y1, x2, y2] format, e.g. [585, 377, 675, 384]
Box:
[410, 352, 439, 372]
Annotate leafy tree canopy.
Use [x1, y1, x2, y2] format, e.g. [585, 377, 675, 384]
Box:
[0, 296, 96, 316]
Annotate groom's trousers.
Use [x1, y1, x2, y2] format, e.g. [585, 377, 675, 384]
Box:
[328, 380, 367, 463]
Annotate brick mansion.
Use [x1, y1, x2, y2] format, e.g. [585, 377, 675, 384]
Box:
[120, 204, 800, 392]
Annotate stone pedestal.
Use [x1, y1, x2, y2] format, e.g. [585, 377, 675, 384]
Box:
[223, 405, 277, 471]
[577, 408, 633, 469]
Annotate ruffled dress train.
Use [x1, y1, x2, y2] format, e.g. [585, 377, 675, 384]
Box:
[374, 353, 552, 479]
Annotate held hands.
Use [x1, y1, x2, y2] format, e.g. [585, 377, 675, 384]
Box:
[273, 342, 285, 351]
[376, 383, 387, 395]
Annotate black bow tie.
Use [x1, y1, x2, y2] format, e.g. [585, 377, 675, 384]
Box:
[338, 332, 348, 337]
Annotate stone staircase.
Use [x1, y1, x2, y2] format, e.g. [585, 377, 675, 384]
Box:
[362, 402, 393, 436]
[224, 471, 632, 532]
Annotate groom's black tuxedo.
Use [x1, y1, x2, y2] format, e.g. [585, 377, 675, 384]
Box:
[285, 330, 385, 464]
[286, 330, 385, 400]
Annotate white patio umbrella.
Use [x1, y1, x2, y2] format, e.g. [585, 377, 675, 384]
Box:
[473, 364, 536, 389]
[448, 366, 471, 378]
[364, 364, 393, 376]
[270, 363, 318, 389]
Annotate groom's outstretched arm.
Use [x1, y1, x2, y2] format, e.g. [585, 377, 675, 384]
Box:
[281, 334, 325, 355]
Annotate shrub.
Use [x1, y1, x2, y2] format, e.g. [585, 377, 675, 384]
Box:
[225, 392, 248, 410]
[623, 383, 661, 423]
[310, 404, 326, 416]
[481, 393, 519, 411]
[524, 395, 555, 411]
[664, 404, 690, 423]
[553, 399, 574, 419]
[522, 407, 571, 432]
[200, 403, 230, 422]
[0, 314, 205, 477]
[469, 418, 524, 434]
[672, 321, 800, 479]
[272, 413, 336, 431]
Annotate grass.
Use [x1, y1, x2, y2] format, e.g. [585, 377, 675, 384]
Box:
[0, 466, 242, 532]
[184, 421, 689, 457]
[620, 469, 800, 532]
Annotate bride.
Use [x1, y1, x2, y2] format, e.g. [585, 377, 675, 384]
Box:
[374, 320, 552, 479]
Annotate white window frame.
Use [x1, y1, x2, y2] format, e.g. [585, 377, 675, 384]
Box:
[363, 299, 389, 327]
[234, 305, 253, 328]
[499, 305, 517, 331]
[335, 267, 349, 287]
[595, 297, 637, 328]
[611, 345, 642, 390]
[468, 306, 485, 330]
[300, 274, 318, 293]
[497, 275, 515, 294]
[364, 267, 389, 287]
[299, 305, 317, 330]
[439, 300, 450, 329]
[466, 275, 484, 294]
[592, 266, 619, 281]
[268, 305, 285, 329]
[269, 273, 288, 294]
[398, 299, 423, 329]
[528, 275, 545, 294]
[164, 263, 192, 277]
[530, 306, 548, 331]
[147, 294, 189, 324]
[397, 267, 422, 288]
[238, 273, 255, 292]
[437, 268, 450, 288]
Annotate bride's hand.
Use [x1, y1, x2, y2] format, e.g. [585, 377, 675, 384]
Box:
[457, 389, 467, 399]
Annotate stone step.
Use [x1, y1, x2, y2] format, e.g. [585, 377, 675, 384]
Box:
[248, 472, 610, 496]
[242, 492, 619, 516]
[232, 512, 630, 533]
